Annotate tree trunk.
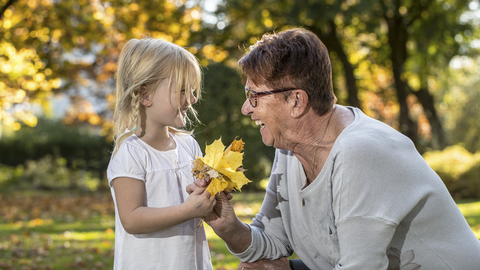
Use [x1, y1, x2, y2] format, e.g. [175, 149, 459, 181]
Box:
[386, 15, 418, 145]
[410, 86, 447, 148]
[313, 21, 362, 109]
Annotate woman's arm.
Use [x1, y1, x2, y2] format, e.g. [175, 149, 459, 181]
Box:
[187, 149, 293, 259]
[188, 180, 252, 253]
[113, 177, 215, 234]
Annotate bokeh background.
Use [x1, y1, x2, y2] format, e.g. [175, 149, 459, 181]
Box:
[1, 0, 480, 269]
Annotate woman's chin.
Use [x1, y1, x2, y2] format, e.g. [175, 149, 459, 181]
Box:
[260, 128, 274, 147]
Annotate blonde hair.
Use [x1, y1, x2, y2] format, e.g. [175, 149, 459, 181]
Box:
[112, 38, 202, 156]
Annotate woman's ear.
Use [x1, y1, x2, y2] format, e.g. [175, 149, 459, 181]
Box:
[291, 90, 309, 118]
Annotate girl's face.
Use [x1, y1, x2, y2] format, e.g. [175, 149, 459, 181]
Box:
[144, 80, 197, 129]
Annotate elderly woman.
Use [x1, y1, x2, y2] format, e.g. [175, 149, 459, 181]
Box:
[189, 28, 480, 270]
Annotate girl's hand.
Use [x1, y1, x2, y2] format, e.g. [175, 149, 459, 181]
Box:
[186, 177, 234, 200]
[183, 186, 216, 218]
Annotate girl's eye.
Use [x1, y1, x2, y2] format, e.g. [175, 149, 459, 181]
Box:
[180, 89, 186, 94]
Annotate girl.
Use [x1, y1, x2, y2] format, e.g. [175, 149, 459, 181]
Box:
[106, 38, 215, 270]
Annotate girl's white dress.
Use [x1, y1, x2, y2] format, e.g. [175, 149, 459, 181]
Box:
[107, 133, 213, 270]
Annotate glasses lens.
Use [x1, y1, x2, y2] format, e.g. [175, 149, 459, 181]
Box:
[246, 90, 256, 107]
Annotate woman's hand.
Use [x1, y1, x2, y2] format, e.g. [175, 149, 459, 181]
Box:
[238, 257, 291, 270]
[186, 178, 237, 233]
[186, 178, 252, 253]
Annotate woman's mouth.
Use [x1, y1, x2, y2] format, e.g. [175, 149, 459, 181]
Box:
[255, 120, 265, 129]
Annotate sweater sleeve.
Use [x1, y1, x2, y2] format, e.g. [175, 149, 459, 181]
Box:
[331, 127, 432, 269]
[231, 149, 294, 262]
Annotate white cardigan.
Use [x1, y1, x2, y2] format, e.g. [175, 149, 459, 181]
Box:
[233, 107, 480, 269]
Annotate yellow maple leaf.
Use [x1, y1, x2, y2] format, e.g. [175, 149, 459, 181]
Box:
[192, 138, 251, 196]
[225, 138, 245, 154]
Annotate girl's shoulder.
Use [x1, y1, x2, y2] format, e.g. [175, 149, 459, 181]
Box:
[171, 133, 201, 154]
[171, 132, 196, 146]
[111, 135, 149, 161]
[118, 134, 147, 151]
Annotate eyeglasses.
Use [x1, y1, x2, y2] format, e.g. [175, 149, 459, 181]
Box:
[245, 87, 296, 108]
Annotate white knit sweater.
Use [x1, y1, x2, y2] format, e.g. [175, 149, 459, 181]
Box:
[233, 107, 480, 270]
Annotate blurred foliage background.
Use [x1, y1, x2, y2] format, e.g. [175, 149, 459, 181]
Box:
[1, 0, 480, 195]
[1, 0, 480, 269]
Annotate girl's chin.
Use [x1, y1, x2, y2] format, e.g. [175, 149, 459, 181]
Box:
[178, 118, 187, 127]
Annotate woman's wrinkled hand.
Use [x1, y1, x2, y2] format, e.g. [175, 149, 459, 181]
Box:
[237, 257, 291, 270]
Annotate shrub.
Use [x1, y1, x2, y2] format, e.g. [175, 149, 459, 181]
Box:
[0, 155, 104, 192]
[0, 164, 24, 187]
[423, 145, 480, 199]
[0, 118, 111, 191]
[0, 118, 111, 183]
[458, 154, 480, 199]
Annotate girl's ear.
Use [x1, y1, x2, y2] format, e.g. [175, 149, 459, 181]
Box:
[140, 86, 152, 107]
[291, 90, 309, 118]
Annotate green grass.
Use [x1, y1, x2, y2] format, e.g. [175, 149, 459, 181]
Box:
[0, 191, 478, 269]
[0, 191, 115, 270]
[207, 192, 268, 269]
[457, 200, 480, 238]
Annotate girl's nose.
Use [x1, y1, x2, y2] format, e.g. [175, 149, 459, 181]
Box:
[190, 93, 197, 104]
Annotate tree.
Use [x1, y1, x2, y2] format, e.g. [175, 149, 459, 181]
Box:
[0, 0, 207, 133]
[202, 0, 361, 109]
[201, 0, 476, 150]
[439, 57, 480, 153]
[1, 0, 268, 185]
[369, 0, 472, 149]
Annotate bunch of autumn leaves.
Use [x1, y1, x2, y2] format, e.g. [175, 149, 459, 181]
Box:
[191, 138, 251, 196]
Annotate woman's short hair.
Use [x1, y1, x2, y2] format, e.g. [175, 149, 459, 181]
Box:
[239, 28, 337, 115]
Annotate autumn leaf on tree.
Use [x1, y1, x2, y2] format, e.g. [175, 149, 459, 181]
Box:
[192, 138, 251, 196]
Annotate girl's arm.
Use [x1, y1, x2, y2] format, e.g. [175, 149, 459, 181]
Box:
[113, 177, 215, 234]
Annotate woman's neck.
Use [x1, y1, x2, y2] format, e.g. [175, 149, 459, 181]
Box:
[292, 106, 353, 185]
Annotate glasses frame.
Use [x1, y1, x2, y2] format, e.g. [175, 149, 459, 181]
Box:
[245, 87, 297, 108]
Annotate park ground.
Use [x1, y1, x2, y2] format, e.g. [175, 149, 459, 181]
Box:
[0, 191, 479, 270]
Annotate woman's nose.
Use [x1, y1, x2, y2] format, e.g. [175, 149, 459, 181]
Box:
[241, 99, 252, 116]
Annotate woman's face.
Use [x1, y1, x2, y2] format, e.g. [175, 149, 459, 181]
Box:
[241, 79, 290, 148]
